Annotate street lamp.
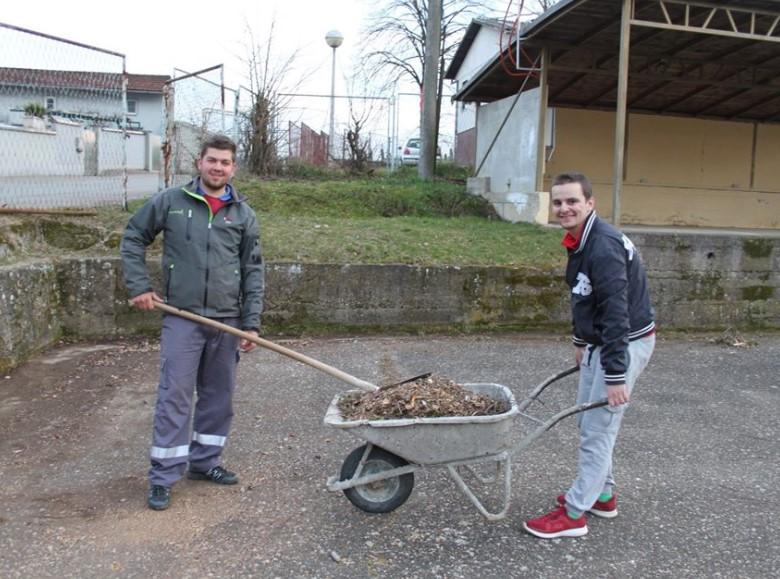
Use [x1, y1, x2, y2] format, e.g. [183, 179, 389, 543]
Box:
[325, 29, 343, 161]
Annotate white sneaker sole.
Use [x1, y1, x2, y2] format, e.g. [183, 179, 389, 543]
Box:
[589, 508, 618, 519]
[522, 522, 588, 539]
[557, 498, 619, 519]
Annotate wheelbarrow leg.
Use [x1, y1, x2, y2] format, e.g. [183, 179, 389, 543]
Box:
[446, 453, 512, 522]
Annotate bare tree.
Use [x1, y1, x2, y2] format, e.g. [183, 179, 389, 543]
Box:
[344, 111, 373, 175]
[342, 70, 385, 174]
[362, 1, 499, 148]
[239, 20, 301, 175]
[525, 0, 559, 17]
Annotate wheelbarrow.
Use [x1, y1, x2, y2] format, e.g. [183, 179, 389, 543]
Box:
[324, 366, 607, 521]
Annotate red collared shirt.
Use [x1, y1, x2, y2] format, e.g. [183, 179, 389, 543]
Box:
[561, 228, 583, 250]
[204, 193, 229, 216]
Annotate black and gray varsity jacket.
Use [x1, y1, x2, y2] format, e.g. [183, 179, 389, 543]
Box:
[566, 211, 655, 385]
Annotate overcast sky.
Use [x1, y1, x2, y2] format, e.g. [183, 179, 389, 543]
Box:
[3, 1, 368, 90]
[1, 0, 508, 151]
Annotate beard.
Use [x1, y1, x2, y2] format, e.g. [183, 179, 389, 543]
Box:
[201, 172, 230, 192]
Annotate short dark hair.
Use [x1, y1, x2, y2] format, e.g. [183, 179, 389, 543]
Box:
[200, 135, 237, 161]
[552, 172, 593, 200]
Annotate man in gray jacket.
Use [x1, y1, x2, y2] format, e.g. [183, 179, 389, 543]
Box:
[121, 135, 264, 510]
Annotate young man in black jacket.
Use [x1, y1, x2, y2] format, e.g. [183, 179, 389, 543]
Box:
[523, 172, 655, 539]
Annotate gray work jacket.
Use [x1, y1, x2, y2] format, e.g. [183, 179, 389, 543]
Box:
[120, 178, 264, 331]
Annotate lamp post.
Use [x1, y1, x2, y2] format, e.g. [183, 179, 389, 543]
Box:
[325, 29, 343, 162]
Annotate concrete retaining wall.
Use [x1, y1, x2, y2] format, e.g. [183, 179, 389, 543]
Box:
[0, 233, 778, 373]
[0, 262, 61, 371]
[633, 233, 779, 328]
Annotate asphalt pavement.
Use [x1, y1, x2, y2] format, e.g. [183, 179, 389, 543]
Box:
[0, 332, 778, 578]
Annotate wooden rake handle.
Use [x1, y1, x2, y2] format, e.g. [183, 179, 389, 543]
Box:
[152, 302, 378, 392]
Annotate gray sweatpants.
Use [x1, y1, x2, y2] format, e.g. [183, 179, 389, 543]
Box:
[149, 314, 240, 487]
[564, 334, 655, 515]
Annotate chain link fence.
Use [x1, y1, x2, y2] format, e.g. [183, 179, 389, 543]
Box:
[164, 66, 240, 188]
[0, 23, 461, 211]
[277, 92, 395, 168]
[288, 122, 328, 165]
[0, 22, 131, 210]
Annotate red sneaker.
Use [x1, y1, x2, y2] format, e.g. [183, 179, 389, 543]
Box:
[557, 493, 618, 519]
[523, 506, 588, 539]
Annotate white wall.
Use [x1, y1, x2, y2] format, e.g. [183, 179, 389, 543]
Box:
[475, 88, 540, 194]
[126, 131, 147, 170]
[456, 101, 477, 134]
[0, 121, 156, 177]
[458, 27, 503, 84]
[453, 25, 503, 134]
[0, 119, 85, 176]
[127, 91, 164, 135]
[0, 89, 123, 122]
[96, 128, 126, 173]
[0, 88, 162, 135]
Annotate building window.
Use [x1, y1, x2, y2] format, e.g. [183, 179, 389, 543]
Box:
[127, 100, 137, 115]
[45, 97, 56, 111]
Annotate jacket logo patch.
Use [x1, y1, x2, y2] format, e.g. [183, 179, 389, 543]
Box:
[168, 209, 184, 215]
[572, 272, 592, 296]
[622, 234, 636, 261]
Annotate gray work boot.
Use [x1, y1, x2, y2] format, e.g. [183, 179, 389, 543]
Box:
[147, 485, 171, 510]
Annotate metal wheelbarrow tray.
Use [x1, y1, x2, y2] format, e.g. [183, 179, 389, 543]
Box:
[324, 368, 607, 521]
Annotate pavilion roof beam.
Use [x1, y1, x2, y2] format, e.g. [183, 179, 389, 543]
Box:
[660, 83, 715, 112]
[632, 0, 780, 44]
[589, 4, 771, 109]
[729, 91, 780, 118]
[759, 104, 780, 121]
[546, 2, 666, 102]
[549, 63, 779, 92]
[663, 48, 780, 113]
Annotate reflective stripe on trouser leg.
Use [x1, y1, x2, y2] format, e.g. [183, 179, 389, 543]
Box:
[566, 335, 655, 514]
[188, 317, 240, 472]
[149, 315, 209, 487]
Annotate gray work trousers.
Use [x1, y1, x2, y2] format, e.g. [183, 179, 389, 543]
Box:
[149, 314, 240, 487]
[564, 334, 655, 515]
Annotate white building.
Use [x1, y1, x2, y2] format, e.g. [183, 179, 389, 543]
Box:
[0, 67, 168, 133]
[444, 18, 512, 168]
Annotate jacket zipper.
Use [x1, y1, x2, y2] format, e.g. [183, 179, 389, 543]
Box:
[166, 263, 174, 299]
[186, 209, 192, 241]
[203, 219, 212, 310]
[182, 185, 235, 313]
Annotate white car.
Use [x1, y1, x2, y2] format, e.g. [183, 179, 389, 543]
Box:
[401, 137, 420, 165]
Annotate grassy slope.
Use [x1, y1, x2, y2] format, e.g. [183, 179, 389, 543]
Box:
[88, 165, 562, 269]
[235, 166, 565, 269]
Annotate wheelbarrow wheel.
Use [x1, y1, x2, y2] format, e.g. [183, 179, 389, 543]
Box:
[340, 445, 414, 514]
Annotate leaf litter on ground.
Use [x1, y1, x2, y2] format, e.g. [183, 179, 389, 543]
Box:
[337, 374, 509, 421]
[708, 327, 756, 348]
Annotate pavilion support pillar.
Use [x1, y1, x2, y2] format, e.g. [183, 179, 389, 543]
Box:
[535, 47, 550, 193]
[612, 0, 633, 226]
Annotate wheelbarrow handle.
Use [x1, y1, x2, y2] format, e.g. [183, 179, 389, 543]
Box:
[512, 398, 609, 456]
[148, 302, 379, 392]
[543, 398, 610, 431]
[518, 365, 580, 411]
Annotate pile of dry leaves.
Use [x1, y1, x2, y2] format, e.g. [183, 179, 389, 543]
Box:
[338, 374, 508, 421]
